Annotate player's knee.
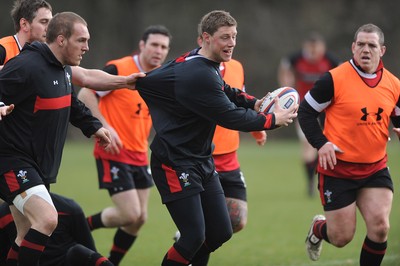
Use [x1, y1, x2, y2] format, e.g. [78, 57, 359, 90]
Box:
[34, 210, 58, 235]
[371, 219, 390, 241]
[136, 212, 148, 227]
[329, 233, 353, 248]
[123, 209, 147, 226]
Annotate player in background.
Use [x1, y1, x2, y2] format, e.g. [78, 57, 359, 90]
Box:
[135, 10, 297, 265]
[176, 36, 267, 266]
[0, 0, 52, 70]
[299, 23, 400, 265]
[78, 25, 171, 265]
[277, 32, 340, 196]
[0, 193, 113, 266]
[0, 12, 144, 266]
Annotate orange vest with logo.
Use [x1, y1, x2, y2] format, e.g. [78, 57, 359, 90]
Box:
[212, 59, 245, 155]
[0, 36, 20, 64]
[326, 62, 400, 163]
[96, 56, 152, 154]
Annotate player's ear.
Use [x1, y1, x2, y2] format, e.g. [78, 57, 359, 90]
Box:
[57, 35, 66, 47]
[380, 45, 386, 57]
[202, 32, 211, 44]
[139, 40, 145, 51]
[20, 18, 29, 33]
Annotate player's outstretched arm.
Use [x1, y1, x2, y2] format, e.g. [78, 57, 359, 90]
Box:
[71, 66, 146, 91]
[0, 103, 14, 120]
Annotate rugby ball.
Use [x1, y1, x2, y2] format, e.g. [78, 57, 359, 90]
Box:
[259, 87, 299, 113]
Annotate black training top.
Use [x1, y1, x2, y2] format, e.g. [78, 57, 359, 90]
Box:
[0, 41, 102, 183]
[137, 48, 275, 166]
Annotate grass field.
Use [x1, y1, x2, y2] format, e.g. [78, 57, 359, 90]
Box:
[53, 138, 400, 266]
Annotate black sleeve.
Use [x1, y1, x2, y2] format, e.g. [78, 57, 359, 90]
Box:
[390, 97, 400, 129]
[298, 72, 334, 150]
[177, 65, 274, 131]
[103, 64, 118, 75]
[69, 87, 103, 137]
[0, 45, 6, 65]
[223, 82, 257, 109]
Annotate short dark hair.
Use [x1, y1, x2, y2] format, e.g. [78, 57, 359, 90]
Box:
[304, 31, 325, 44]
[11, 0, 52, 32]
[354, 23, 384, 45]
[46, 12, 87, 43]
[198, 10, 237, 37]
[141, 25, 172, 43]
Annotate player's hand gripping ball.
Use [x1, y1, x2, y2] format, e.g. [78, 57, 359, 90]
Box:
[260, 87, 300, 113]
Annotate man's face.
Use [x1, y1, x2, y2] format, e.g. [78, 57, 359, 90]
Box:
[352, 31, 385, 74]
[28, 7, 52, 43]
[206, 26, 237, 63]
[139, 33, 170, 71]
[303, 40, 326, 63]
[62, 23, 90, 66]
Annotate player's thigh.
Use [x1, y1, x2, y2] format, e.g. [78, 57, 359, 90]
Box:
[136, 188, 151, 213]
[9, 205, 31, 242]
[111, 189, 141, 213]
[22, 193, 57, 234]
[325, 202, 357, 244]
[357, 187, 393, 237]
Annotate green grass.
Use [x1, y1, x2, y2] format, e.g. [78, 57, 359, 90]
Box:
[53, 138, 400, 266]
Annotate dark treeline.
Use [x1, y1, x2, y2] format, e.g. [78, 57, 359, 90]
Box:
[1, 0, 399, 138]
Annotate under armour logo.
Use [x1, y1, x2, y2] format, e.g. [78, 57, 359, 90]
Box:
[53, 80, 58, 85]
[360, 107, 383, 121]
[136, 103, 142, 115]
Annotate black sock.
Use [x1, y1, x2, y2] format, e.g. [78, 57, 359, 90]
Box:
[6, 242, 19, 266]
[18, 228, 49, 266]
[305, 160, 317, 196]
[191, 253, 210, 266]
[190, 242, 211, 266]
[360, 236, 387, 266]
[313, 219, 330, 243]
[87, 212, 104, 230]
[108, 228, 136, 265]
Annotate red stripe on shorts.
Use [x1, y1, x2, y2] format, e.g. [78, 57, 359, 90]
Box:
[319, 174, 325, 205]
[4, 171, 19, 193]
[161, 164, 182, 193]
[102, 159, 112, 183]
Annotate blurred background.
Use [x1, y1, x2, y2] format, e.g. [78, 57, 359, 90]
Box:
[1, 0, 400, 138]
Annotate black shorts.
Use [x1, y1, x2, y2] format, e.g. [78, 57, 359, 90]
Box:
[150, 153, 222, 204]
[0, 167, 44, 204]
[218, 168, 247, 201]
[318, 168, 393, 211]
[96, 159, 154, 196]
